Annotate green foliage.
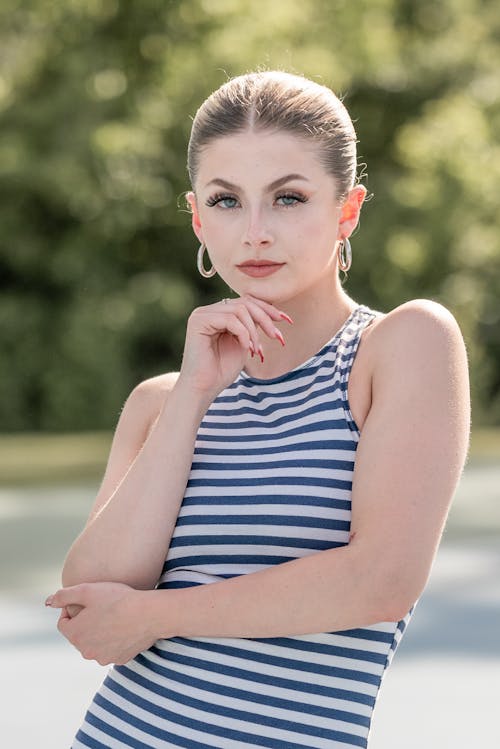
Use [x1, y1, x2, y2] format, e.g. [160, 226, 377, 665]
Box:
[0, 0, 499, 429]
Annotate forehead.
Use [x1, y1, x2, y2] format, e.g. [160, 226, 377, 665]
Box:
[196, 129, 330, 187]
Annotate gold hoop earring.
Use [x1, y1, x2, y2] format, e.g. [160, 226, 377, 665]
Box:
[197, 243, 216, 278]
[338, 237, 352, 272]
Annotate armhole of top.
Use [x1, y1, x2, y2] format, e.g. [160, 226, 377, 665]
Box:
[340, 312, 381, 439]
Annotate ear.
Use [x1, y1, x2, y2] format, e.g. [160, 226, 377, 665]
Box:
[337, 185, 367, 239]
[186, 191, 203, 243]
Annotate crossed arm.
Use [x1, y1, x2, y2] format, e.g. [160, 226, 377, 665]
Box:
[46, 301, 471, 665]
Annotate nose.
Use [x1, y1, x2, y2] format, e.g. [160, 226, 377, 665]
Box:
[241, 209, 274, 248]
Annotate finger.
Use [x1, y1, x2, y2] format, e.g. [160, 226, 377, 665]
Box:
[57, 613, 80, 649]
[242, 295, 294, 325]
[218, 300, 261, 354]
[57, 608, 71, 626]
[66, 603, 84, 618]
[236, 297, 288, 348]
[215, 315, 254, 353]
[196, 306, 254, 353]
[57, 610, 71, 635]
[45, 584, 89, 609]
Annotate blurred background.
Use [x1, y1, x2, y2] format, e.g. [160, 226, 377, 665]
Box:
[0, 0, 498, 746]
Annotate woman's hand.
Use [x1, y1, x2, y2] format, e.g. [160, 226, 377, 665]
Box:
[178, 294, 293, 398]
[45, 582, 158, 666]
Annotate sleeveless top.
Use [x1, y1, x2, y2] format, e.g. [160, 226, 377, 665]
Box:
[72, 303, 414, 749]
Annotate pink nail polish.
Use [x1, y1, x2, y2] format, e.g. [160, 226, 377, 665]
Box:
[274, 329, 285, 347]
[279, 312, 294, 324]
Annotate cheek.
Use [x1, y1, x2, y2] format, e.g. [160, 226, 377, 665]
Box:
[292, 217, 336, 253]
[293, 203, 336, 234]
[200, 211, 239, 240]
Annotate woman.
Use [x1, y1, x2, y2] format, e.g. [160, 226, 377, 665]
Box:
[46, 70, 471, 748]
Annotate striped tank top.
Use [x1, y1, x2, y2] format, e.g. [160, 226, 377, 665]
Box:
[73, 303, 414, 749]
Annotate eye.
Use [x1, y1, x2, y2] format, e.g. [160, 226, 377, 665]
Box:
[275, 192, 308, 207]
[205, 193, 239, 209]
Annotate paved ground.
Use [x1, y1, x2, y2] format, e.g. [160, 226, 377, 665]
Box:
[0, 460, 499, 748]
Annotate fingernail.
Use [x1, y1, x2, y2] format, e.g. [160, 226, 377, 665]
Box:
[45, 595, 54, 607]
[273, 328, 285, 346]
[279, 312, 294, 324]
[258, 345, 264, 363]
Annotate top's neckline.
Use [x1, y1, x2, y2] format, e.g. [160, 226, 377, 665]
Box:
[238, 304, 367, 386]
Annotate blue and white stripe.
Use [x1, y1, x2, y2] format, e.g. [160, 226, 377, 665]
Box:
[73, 304, 413, 748]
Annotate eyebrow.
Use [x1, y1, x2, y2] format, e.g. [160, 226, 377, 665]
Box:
[204, 173, 310, 191]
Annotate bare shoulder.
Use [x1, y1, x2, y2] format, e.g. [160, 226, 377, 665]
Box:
[110, 371, 181, 453]
[131, 371, 181, 402]
[366, 298, 467, 366]
[127, 371, 181, 432]
[363, 300, 470, 439]
[370, 297, 464, 335]
[350, 299, 468, 432]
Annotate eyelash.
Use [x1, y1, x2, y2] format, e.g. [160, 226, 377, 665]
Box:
[205, 192, 308, 209]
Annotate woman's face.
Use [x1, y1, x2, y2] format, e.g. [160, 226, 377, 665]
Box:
[187, 129, 361, 305]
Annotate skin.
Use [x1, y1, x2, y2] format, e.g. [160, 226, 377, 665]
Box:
[46, 129, 471, 667]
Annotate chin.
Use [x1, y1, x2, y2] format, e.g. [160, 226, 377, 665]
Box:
[247, 287, 287, 304]
[226, 273, 294, 305]
[228, 281, 277, 302]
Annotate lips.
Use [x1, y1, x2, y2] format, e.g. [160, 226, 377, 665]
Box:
[237, 262, 285, 278]
[238, 260, 283, 268]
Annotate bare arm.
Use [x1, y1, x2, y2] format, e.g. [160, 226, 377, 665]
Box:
[61, 373, 211, 590]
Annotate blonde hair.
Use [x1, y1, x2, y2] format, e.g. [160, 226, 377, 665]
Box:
[187, 70, 358, 202]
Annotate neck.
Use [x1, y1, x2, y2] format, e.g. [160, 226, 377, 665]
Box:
[242, 277, 358, 380]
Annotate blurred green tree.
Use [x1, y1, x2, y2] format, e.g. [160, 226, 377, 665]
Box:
[0, 0, 498, 429]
